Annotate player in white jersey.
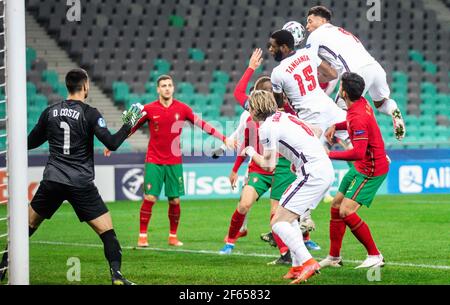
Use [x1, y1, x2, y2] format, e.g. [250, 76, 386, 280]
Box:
[212, 110, 250, 159]
[305, 5, 406, 140]
[243, 90, 334, 284]
[283, 20, 339, 96]
[268, 29, 349, 144]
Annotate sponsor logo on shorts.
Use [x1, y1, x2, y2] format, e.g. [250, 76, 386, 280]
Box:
[253, 177, 259, 183]
[354, 130, 365, 136]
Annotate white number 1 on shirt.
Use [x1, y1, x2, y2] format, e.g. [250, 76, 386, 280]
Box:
[60, 121, 70, 155]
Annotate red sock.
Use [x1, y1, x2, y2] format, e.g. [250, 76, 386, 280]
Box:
[329, 207, 346, 257]
[168, 204, 181, 235]
[303, 231, 310, 241]
[343, 213, 380, 256]
[270, 213, 288, 255]
[139, 199, 155, 234]
[227, 209, 246, 243]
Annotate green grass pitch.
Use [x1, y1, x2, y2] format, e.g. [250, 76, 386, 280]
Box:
[0, 194, 449, 285]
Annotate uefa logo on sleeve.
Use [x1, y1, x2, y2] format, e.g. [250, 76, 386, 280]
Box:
[399, 166, 423, 193]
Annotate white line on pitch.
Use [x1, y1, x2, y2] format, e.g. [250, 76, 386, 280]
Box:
[31, 240, 450, 271]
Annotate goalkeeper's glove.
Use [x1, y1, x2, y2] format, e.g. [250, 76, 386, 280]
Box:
[392, 108, 406, 141]
[122, 103, 145, 128]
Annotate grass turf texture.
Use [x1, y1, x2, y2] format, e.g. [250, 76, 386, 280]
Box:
[0, 194, 449, 285]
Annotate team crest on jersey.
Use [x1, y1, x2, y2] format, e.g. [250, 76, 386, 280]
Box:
[97, 118, 107, 128]
[305, 43, 311, 48]
[175, 113, 180, 120]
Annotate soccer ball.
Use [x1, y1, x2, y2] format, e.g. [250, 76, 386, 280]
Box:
[282, 21, 306, 48]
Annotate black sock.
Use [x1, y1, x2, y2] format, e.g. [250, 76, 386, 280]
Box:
[99, 229, 122, 274]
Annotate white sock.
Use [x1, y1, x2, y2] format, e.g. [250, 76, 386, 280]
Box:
[288, 217, 301, 267]
[378, 98, 398, 116]
[272, 221, 312, 266]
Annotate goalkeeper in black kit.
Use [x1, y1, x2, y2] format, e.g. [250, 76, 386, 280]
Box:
[0, 69, 143, 285]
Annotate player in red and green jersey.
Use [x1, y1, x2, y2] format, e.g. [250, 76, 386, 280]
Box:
[129, 75, 235, 247]
[321, 72, 389, 269]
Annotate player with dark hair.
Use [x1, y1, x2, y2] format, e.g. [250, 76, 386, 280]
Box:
[306, 5, 406, 141]
[129, 75, 235, 248]
[0, 68, 142, 285]
[321, 72, 388, 269]
[268, 29, 346, 140]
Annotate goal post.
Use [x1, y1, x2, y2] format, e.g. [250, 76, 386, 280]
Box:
[4, 0, 29, 285]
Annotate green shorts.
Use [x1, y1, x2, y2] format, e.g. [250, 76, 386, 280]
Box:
[144, 163, 185, 198]
[245, 172, 272, 200]
[270, 157, 296, 201]
[339, 167, 386, 207]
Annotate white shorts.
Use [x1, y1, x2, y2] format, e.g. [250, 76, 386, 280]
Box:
[279, 165, 334, 216]
[335, 62, 391, 110]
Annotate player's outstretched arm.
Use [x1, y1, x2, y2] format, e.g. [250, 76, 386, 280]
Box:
[212, 125, 240, 159]
[186, 107, 236, 149]
[233, 49, 263, 108]
[90, 104, 145, 151]
[243, 147, 276, 172]
[214, 110, 250, 158]
[328, 138, 368, 161]
[28, 108, 49, 150]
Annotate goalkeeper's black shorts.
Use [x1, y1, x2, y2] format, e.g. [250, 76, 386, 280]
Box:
[31, 180, 109, 222]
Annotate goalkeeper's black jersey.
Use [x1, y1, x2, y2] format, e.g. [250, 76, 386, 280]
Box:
[28, 99, 131, 186]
